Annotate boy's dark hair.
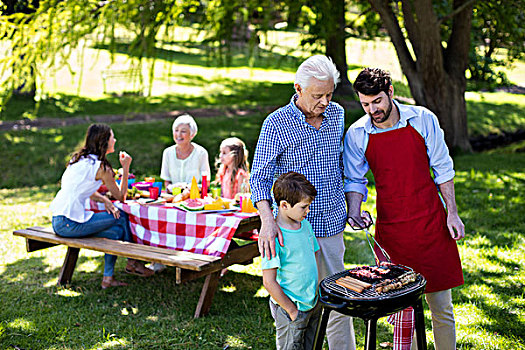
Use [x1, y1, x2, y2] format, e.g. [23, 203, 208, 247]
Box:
[353, 68, 392, 96]
[273, 172, 317, 207]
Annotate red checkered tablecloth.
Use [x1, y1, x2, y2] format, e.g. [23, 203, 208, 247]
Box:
[89, 200, 258, 258]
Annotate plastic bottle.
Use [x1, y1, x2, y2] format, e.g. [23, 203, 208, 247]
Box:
[201, 173, 208, 198]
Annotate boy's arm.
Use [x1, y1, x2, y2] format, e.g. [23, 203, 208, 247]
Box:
[262, 268, 298, 321]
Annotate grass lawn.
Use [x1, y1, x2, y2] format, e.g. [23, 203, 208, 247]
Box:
[0, 28, 524, 349]
[1, 119, 524, 349]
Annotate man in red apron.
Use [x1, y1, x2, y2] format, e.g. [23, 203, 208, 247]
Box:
[343, 68, 464, 350]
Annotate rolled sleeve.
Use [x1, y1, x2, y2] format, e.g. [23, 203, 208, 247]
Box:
[420, 110, 455, 184]
[249, 118, 282, 205]
[343, 126, 369, 200]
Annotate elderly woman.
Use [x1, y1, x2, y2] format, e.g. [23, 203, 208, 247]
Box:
[160, 113, 211, 193]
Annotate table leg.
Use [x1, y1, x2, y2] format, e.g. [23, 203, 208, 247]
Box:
[414, 297, 428, 350]
[58, 247, 80, 286]
[194, 270, 221, 318]
[364, 318, 378, 350]
[313, 307, 331, 350]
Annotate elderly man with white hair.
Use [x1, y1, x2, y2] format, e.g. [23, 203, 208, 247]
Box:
[160, 113, 210, 192]
[250, 55, 356, 350]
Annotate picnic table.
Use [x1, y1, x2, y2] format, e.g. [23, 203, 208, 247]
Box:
[14, 198, 261, 317]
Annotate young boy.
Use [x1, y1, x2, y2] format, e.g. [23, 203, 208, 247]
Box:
[262, 171, 321, 350]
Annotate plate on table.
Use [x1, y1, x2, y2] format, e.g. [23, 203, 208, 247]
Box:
[168, 202, 239, 214]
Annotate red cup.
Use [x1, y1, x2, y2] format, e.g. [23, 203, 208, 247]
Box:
[149, 186, 159, 200]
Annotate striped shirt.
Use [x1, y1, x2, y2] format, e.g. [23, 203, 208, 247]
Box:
[249, 94, 347, 238]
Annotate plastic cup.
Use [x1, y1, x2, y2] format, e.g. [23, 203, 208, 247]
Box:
[149, 186, 159, 200]
[153, 182, 163, 195]
[210, 187, 221, 199]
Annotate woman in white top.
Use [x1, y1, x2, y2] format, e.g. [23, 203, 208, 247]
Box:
[160, 114, 210, 193]
[50, 124, 153, 289]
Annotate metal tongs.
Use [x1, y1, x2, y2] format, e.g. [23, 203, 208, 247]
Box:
[348, 211, 392, 266]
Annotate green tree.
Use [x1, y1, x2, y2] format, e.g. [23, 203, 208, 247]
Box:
[301, 0, 354, 96]
[468, 0, 525, 88]
[1, 0, 40, 98]
[0, 0, 199, 109]
[367, 0, 475, 152]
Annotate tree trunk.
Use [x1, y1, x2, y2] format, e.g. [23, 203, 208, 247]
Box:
[323, 0, 354, 97]
[368, 0, 473, 152]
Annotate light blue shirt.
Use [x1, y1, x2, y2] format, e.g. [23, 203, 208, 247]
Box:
[261, 220, 320, 312]
[250, 94, 347, 237]
[343, 100, 455, 201]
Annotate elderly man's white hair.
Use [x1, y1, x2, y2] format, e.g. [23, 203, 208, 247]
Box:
[294, 55, 340, 91]
[172, 113, 198, 137]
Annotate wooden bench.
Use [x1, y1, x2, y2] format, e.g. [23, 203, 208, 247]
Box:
[13, 216, 260, 318]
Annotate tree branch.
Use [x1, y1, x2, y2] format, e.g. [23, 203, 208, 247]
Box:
[368, 0, 416, 73]
[445, 0, 475, 76]
[438, 0, 478, 25]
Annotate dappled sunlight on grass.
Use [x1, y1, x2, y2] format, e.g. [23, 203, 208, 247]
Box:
[466, 91, 525, 137]
[220, 284, 237, 293]
[8, 318, 34, 332]
[224, 334, 248, 348]
[254, 285, 269, 298]
[97, 338, 130, 349]
[56, 289, 82, 298]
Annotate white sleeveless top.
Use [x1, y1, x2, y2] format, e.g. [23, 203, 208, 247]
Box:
[50, 154, 103, 223]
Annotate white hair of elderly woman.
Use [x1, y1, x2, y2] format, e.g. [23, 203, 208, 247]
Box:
[172, 113, 198, 137]
[294, 55, 340, 91]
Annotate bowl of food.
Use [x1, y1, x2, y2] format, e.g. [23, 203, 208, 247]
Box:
[132, 181, 152, 191]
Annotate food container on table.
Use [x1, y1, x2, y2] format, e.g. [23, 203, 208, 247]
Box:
[117, 178, 136, 189]
[152, 181, 163, 195]
[149, 186, 160, 200]
[132, 181, 152, 191]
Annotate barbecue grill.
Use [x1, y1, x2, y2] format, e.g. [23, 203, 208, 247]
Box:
[313, 268, 427, 350]
[313, 212, 428, 350]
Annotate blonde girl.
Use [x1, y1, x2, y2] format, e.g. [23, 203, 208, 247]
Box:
[216, 137, 250, 199]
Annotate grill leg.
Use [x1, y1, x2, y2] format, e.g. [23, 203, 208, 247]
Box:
[414, 297, 427, 350]
[313, 307, 331, 350]
[364, 318, 378, 350]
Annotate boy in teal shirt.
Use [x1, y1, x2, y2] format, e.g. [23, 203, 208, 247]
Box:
[262, 171, 321, 350]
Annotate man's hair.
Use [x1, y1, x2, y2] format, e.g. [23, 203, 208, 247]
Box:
[294, 55, 340, 91]
[353, 68, 392, 96]
[273, 172, 317, 207]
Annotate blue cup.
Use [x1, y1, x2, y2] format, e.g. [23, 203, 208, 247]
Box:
[117, 178, 135, 189]
[153, 181, 163, 194]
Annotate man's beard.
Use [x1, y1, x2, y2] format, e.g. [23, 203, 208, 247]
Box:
[371, 98, 393, 124]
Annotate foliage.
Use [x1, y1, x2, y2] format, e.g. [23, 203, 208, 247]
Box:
[467, 0, 525, 89]
[0, 0, 203, 109]
[200, 0, 281, 67]
[366, 0, 475, 151]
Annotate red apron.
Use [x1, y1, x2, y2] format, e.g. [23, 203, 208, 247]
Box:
[365, 124, 463, 293]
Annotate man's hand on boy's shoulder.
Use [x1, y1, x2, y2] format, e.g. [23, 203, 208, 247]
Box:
[257, 200, 284, 258]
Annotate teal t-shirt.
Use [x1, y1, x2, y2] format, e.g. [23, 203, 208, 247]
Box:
[261, 220, 320, 311]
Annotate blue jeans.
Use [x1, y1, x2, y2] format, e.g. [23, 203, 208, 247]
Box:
[52, 210, 132, 277]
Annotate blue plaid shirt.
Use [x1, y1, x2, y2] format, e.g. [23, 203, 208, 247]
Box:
[250, 94, 347, 238]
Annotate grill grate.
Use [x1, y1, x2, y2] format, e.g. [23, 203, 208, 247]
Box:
[321, 269, 426, 301]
